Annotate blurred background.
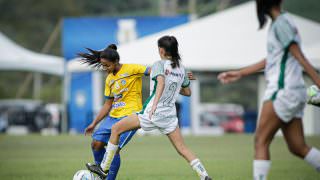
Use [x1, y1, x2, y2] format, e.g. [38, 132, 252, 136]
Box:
[1, 1, 320, 179]
[0, 0, 319, 136]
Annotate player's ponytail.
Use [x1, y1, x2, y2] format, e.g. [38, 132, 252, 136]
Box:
[158, 35, 181, 68]
[78, 48, 102, 68]
[256, 0, 282, 29]
[78, 44, 120, 68]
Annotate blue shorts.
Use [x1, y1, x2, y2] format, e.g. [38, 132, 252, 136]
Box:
[92, 116, 136, 149]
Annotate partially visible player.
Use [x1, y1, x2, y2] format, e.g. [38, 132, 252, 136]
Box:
[218, 0, 320, 179]
[79, 44, 150, 180]
[94, 36, 212, 180]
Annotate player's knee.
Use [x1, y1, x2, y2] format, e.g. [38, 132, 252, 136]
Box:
[91, 140, 104, 150]
[288, 144, 309, 158]
[111, 125, 121, 135]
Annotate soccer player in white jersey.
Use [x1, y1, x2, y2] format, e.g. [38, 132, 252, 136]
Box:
[94, 35, 212, 180]
[218, 0, 320, 179]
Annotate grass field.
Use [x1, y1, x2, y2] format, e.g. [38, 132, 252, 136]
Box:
[0, 134, 319, 180]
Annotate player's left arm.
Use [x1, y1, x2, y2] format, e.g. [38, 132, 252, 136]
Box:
[149, 75, 165, 119]
[289, 43, 320, 87]
[187, 72, 196, 80]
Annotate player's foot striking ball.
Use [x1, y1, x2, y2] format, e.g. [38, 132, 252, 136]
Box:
[86, 163, 108, 179]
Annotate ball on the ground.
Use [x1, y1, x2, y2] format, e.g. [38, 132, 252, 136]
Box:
[73, 170, 95, 180]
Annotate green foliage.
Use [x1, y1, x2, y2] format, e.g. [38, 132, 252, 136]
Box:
[0, 71, 61, 103]
[283, 0, 320, 22]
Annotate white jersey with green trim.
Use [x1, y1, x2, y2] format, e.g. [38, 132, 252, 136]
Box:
[264, 13, 305, 101]
[142, 60, 190, 125]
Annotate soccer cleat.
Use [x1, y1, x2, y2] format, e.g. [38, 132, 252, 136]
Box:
[85, 163, 108, 179]
[204, 176, 212, 180]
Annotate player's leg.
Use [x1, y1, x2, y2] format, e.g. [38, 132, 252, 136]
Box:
[167, 126, 211, 180]
[100, 114, 141, 173]
[87, 116, 121, 179]
[87, 138, 109, 177]
[253, 101, 283, 180]
[91, 140, 106, 165]
[90, 118, 111, 166]
[107, 129, 137, 180]
[106, 149, 121, 180]
[281, 118, 320, 172]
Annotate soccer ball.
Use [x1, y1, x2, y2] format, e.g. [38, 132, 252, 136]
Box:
[307, 85, 318, 97]
[307, 85, 320, 107]
[73, 170, 95, 180]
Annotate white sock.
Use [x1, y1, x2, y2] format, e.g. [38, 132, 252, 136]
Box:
[253, 160, 271, 180]
[304, 147, 320, 172]
[190, 159, 209, 179]
[100, 142, 118, 171]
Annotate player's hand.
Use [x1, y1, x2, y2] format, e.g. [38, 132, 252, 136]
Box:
[85, 123, 96, 136]
[187, 72, 196, 80]
[149, 106, 157, 120]
[217, 71, 242, 84]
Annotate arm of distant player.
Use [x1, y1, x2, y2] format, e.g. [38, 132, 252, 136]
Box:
[146, 66, 151, 75]
[187, 72, 196, 80]
[289, 43, 320, 87]
[85, 98, 113, 135]
[149, 75, 165, 120]
[180, 87, 191, 96]
[217, 59, 266, 84]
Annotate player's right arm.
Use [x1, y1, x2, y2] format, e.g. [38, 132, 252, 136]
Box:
[85, 99, 113, 135]
[217, 59, 266, 84]
[289, 44, 320, 87]
[85, 75, 114, 135]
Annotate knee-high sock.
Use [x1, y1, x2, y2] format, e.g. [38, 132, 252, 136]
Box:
[190, 159, 209, 179]
[101, 142, 119, 172]
[107, 154, 121, 180]
[92, 147, 106, 165]
[304, 147, 320, 172]
[253, 160, 271, 180]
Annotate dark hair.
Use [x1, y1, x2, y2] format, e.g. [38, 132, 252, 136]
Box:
[78, 44, 119, 68]
[157, 35, 181, 68]
[256, 0, 282, 29]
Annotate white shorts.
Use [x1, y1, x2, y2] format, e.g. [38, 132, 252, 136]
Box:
[138, 113, 178, 135]
[264, 88, 307, 123]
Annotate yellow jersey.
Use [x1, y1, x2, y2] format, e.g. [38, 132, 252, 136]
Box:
[104, 64, 149, 118]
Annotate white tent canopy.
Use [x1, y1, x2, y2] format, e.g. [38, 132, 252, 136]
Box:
[117, 1, 320, 71]
[0, 32, 64, 76]
[67, 58, 88, 72]
[67, 1, 320, 72]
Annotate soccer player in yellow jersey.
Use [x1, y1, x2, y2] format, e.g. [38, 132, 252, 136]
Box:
[79, 44, 150, 180]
